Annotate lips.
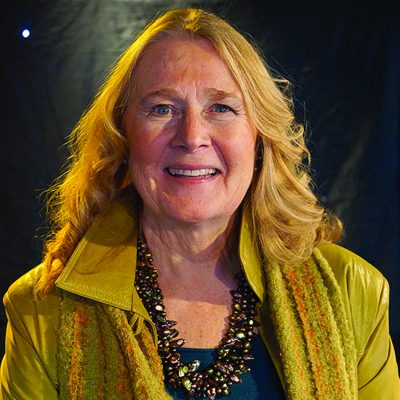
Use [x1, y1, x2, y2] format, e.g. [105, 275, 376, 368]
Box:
[166, 168, 217, 177]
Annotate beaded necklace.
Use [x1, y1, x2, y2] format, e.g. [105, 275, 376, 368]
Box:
[135, 234, 260, 399]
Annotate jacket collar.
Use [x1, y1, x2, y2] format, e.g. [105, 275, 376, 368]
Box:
[56, 192, 266, 318]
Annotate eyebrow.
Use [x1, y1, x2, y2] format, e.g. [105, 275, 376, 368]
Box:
[205, 88, 242, 102]
[140, 88, 242, 103]
[141, 88, 180, 101]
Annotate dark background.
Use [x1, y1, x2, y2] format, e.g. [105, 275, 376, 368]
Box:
[1, 0, 399, 360]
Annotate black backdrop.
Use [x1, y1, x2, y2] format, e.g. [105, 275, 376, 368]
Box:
[1, 0, 399, 359]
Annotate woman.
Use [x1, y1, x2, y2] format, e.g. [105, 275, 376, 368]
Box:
[1, 7, 399, 400]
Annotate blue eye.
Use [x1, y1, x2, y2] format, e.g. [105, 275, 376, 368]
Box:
[152, 104, 172, 115]
[213, 104, 234, 113]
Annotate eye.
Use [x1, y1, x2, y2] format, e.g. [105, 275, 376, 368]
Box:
[211, 104, 235, 113]
[151, 104, 173, 115]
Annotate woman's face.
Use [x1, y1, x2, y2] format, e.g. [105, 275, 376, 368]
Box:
[123, 37, 257, 225]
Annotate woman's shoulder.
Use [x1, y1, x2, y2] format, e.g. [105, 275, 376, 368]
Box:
[316, 243, 390, 356]
[5, 264, 43, 298]
[316, 244, 400, 396]
[2, 265, 61, 389]
[3, 264, 61, 338]
[316, 242, 388, 297]
[4, 264, 58, 305]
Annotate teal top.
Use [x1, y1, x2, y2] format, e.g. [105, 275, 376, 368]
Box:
[166, 335, 285, 399]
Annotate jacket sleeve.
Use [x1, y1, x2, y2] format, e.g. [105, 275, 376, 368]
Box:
[0, 268, 59, 400]
[319, 243, 400, 400]
[357, 277, 400, 400]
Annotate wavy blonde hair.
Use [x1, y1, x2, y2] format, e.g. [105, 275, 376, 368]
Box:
[37, 8, 341, 295]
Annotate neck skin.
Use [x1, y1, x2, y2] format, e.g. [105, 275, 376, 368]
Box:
[140, 207, 241, 293]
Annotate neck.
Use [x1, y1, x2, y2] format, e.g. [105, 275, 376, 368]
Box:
[140, 208, 240, 281]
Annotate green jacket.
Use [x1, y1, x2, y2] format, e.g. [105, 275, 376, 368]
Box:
[1, 198, 399, 399]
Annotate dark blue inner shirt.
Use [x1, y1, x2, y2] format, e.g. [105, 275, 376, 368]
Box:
[166, 334, 285, 399]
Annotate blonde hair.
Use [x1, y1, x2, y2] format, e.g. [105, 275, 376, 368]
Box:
[37, 8, 341, 295]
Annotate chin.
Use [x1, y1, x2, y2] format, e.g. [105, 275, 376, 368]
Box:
[161, 202, 238, 226]
[167, 210, 220, 224]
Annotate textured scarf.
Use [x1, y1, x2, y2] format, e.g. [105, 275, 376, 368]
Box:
[57, 295, 172, 400]
[57, 248, 357, 399]
[265, 248, 357, 399]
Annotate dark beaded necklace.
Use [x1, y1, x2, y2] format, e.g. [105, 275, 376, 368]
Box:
[135, 234, 260, 399]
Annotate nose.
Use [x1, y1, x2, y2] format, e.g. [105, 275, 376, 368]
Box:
[171, 110, 211, 151]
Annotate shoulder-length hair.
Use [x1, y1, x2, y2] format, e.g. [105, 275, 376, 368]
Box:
[38, 8, 341, 295]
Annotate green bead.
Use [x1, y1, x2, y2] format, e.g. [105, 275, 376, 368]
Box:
[218, 348, 229, 357]
[188, 360, 200, 372]
[181, 377, 192, 391]
[236, 332, 246, 340]
[178, 366, 188, 377]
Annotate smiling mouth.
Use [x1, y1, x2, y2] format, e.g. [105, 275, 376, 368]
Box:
[166, 168, 218, 177]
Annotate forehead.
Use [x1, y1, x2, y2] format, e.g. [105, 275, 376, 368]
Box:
[132, 36, 241, 96]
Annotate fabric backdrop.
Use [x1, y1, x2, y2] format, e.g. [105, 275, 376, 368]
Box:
[1, 0, 399, 358]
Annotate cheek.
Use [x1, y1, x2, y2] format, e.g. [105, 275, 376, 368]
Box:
[129, 141, 151, 167]
[127, 135, 154, 193]
[224, 133, 256, 173]
[127, 141, 159, 202]
[127, 128, 166, 170]
[127, 132, 172, 204]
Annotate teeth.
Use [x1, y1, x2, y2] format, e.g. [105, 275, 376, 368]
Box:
[168, 168, 217, 177]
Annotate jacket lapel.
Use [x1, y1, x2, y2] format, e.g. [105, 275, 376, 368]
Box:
[55, 194, 150, 322]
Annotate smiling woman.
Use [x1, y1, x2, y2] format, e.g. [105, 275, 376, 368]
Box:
[123, 37, 256, 225]
[1, 7, 399, 400]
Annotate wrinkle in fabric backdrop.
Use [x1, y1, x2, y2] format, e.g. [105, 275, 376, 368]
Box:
[1, 0, 399, 357]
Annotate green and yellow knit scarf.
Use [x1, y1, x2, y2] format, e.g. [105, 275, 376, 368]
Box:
[265, 248, 357, 399]
[57, 295, 172, 400]
[57, 248, 357, 399]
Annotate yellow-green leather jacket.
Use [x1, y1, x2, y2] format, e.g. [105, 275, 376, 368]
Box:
[1, 198, 399, 399]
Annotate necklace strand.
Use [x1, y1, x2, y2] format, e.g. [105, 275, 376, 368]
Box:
[135, 234, 260, 399]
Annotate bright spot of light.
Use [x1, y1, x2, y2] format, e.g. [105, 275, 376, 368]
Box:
[21, 29, 30, 38]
